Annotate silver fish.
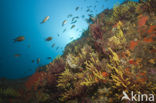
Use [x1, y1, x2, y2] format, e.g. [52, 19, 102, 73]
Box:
[40, 16, 50, 24]
[75, 7, 79, 11]
[37, 58, 40, 64]
[63, 28, 66, 33]
[47, 57, 52, 60]
[32, 60, 35, 63]
[67, 14, 72, 18]
[71, 25, 75, 29]
[62, 20, 67, 26]
[52, 43, 55, 48]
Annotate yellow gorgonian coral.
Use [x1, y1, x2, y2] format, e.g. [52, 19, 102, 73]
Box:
[109, 21, 126, 48]
[57, 68, 73, 88]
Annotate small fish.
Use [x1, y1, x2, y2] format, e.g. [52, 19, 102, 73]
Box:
[88, 5, 92, 8]
[86, 17, 96, 24]
[86, 19, 90, 24]
[71, 20, 77, 24]
[71, 25, 75, 29]
[82, 15, 85, 18]
[75, 16, 79, 19]
[47, 57, 52, 60]
[63, 28, 66, 33]
[75, 7, 79, 11]
[72, 16, 79, 21]
[72, 18, 75, 22]
[57, 34, 60, 37]
[62, 20, 67, 26]
[86, 9, 90, 12]
[90, 10, 93, 13]
[94, 5, 97, 9]
[14, 36, 25, 42]
[56, 47, 59, 50]
[52, 43, 55, 48]
[37, 58, 40, 64]
[46, 37, 52, 41]
[40, 16, 50, 24]
[14, 54, 21, 58]
[88, 14, 94, 17]
[32, 60, 35, 63]
[67, 14, 72, 18]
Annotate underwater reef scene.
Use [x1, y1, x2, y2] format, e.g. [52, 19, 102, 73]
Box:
[0, 0, 156, 103]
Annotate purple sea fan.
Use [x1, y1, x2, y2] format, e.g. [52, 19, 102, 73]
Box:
[46, 57, 65, 87]
[90, 19, 103, 40]
[47, 57, 65, 74]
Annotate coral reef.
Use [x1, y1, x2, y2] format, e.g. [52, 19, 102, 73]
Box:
[0, 88, 20, 103]
[0, 0, 156, 103]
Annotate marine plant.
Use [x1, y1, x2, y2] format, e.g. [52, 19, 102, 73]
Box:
[108, 21, 126, 49]
[90, 18, 103, 40]
[57, 45, 96, 101]
[137, 0, 156, 14]
[46, 57, 65, 74]
[55, 1, 156, 102]
[1, 0, 155, 103]
[66, 44, 94, 70]
[25, 71, 47, 91]
[0, 88, 20, 97]
[111, 1, 138, 22]
[0, 88, 21, 103]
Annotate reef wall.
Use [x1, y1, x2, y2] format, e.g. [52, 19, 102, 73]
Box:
[0, 0, 156, 103]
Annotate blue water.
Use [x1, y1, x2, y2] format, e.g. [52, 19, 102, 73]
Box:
[0, 0, 138, 79]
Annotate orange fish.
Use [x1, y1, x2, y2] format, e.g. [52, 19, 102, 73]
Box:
[40, 16, 50, 24]
[14, 36, 25, 42]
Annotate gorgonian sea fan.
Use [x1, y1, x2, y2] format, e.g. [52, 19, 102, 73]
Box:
[25, 71, 46, 91]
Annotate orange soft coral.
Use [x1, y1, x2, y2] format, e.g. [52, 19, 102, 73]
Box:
[147, 25, 156, 37]
[138, 15, 148, 27]
[102, 72, 109, 77]
[143, 37, 153, 43]
[129, 40, 139, 50]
